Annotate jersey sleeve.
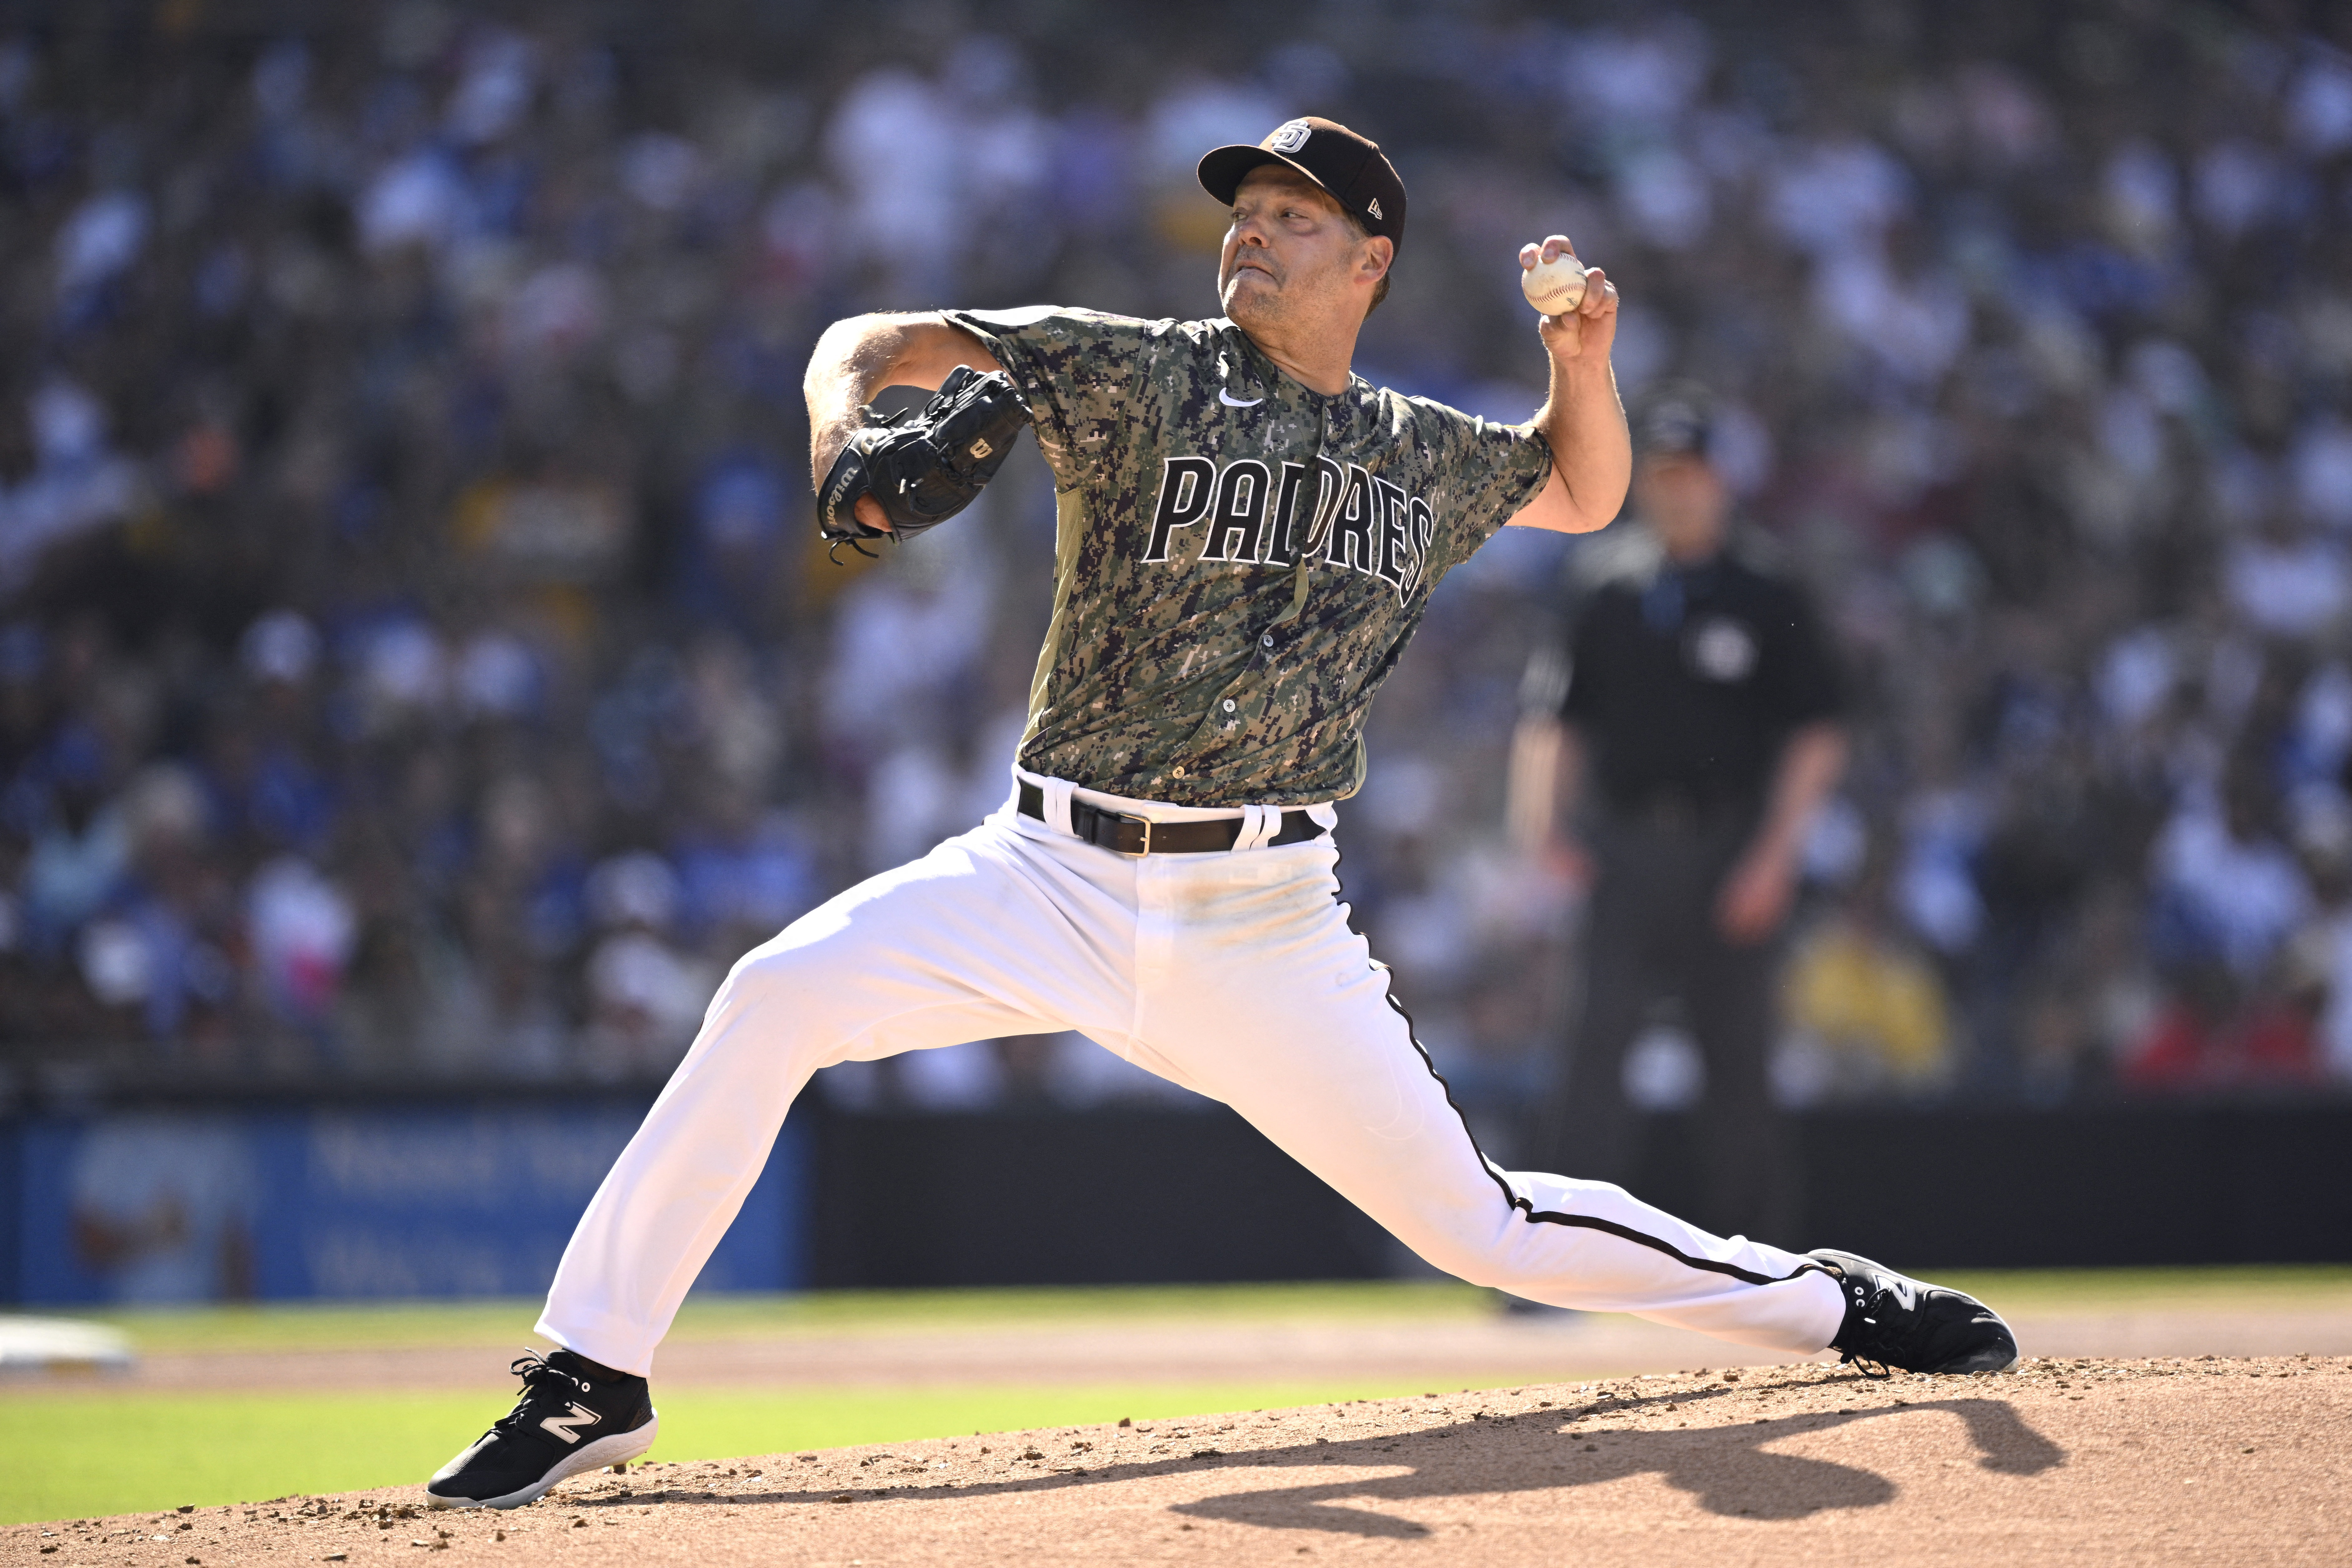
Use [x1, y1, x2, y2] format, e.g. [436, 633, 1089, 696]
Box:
[945, 306, 1157, 489]
[1405, 398, 1556, 583]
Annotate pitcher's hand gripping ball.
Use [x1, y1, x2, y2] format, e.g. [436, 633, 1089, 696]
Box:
[818, 365, 1032, 555]
[1521, 250, 1589, 315]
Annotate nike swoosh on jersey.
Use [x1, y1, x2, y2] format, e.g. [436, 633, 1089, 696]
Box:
[1218, 389, 1263, 407]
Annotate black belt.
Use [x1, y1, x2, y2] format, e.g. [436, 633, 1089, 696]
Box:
[1017, 781, 1323, 856]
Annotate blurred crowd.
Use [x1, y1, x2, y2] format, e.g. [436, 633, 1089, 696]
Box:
[3, 0, 2351, 1113]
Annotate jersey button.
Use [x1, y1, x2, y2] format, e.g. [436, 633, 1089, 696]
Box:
[1171, 766, 1186, 778]
[1260, 634, 1274, 648]
[1222, 699, 1237, 712]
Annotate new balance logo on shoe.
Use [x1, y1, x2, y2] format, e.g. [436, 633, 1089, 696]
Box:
[540, 1403, 599, 1444]
[426, 1350, 657, 1510]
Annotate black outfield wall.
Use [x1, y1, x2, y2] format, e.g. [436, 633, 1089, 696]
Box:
[807, 1103, 2352, 1287]
[10, 1094, 2348, 1300]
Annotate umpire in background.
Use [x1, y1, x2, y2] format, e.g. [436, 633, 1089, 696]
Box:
[1508, 385, 1845, 1242]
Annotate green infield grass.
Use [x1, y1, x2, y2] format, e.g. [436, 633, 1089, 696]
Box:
[8, 1266, 2347, 1525]
[2, 1377, 1465, 1525]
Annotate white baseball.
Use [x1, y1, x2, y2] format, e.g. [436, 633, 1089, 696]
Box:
[1521, 252, 1588, 315]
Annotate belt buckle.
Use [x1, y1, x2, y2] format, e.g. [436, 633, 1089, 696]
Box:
[1113, 812, 1153, 856]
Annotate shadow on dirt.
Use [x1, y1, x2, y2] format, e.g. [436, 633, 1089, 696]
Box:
[645, 1380, 2065, 1541]
[1171, 1392, 2064, 1538]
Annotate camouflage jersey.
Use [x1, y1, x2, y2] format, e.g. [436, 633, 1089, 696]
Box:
[949, 305, 1554, 807]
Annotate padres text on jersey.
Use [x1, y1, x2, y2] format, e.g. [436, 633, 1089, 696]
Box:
[951, 305, 1552, 806]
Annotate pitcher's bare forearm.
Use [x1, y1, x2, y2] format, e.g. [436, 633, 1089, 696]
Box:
[1534, 355, 1631, 532]
[1505, 237, 1630, 536]
[803, 312, 1004, 488]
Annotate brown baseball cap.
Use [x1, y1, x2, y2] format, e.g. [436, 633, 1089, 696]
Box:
[1197, 116, 1406, 252]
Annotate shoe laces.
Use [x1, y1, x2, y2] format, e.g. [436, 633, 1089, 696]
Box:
[488, 1351, 598, 1436]
[1837, 1350, 1893, 1381]
[1824, 1261, 1902, 1379]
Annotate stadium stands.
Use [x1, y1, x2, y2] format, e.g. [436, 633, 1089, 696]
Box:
[3, 0, 2350, 1117]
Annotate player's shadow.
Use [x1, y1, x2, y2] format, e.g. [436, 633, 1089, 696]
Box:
[1171, 1390, 2064, 1539]
[661, 1381, 2064, 1542]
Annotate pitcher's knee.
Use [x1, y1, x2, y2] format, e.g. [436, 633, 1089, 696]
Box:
[1458, 1258, 1527, 1292]
[1399, 1233, 1515, 1290]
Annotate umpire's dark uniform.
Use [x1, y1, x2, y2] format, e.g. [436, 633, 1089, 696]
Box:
[1535, 510, 1843, 1241]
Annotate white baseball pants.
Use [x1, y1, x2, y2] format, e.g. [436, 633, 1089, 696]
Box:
[539, 772, 1846, 1376]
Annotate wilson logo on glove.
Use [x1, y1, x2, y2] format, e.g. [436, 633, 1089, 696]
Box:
[817, 366, 1032, 559]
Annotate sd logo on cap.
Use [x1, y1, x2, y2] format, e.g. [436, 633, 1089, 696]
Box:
[1196, 116, 1407, 253]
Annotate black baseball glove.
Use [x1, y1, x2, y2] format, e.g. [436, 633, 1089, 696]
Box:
[816, 366, 1031, 556]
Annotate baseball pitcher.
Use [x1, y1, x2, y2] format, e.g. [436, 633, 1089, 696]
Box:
[425, 116, 2016, 1510]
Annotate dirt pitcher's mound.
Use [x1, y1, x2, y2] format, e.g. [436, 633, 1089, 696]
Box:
[18, 1357, 2346, 1566]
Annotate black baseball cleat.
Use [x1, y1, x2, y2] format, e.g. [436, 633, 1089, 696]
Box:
[425, 1349, 658, 1509]
[1811, 1249, 2019, 1377]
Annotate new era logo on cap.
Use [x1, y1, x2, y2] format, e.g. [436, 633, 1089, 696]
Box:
[1196, 116, 1408, 251]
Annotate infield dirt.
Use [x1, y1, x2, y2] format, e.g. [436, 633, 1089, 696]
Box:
[15, 1355, 2344, 1567]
